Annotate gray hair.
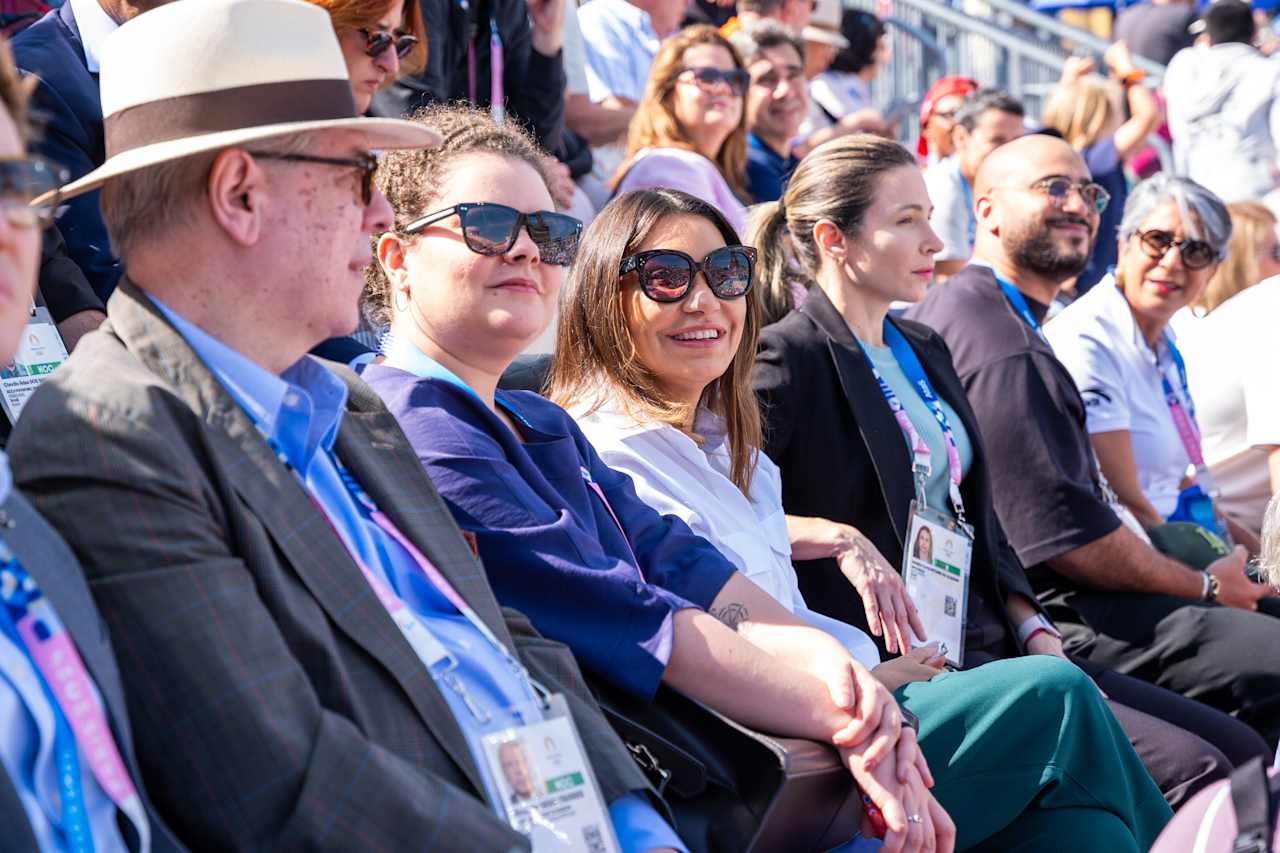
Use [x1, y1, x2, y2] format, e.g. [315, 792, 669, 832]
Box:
[1117, 173, 1232, 260]
[954, 88, 1024, 131]
[729, 19, 807, 65]
[1260, 494, 1280, 588]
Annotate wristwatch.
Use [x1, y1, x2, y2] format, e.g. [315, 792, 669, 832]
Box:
[1201, 571, 1221, 603]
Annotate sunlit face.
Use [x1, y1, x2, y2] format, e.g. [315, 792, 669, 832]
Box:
[835, 165, 942, 305]
[262, 129, 390, 344]
[0, 105, 39, 366]
[1116, 201, 1220, 330]
[746, 44, 807, 145]
[622, 214, 746, 406]
[335, 0, 405, 114]
[954, 108, 1024, 178]
[780, 0, 813, 32]
[923, 92, 967, 160]
[390, 152, 561, 365]
[670, 44, 743, 153]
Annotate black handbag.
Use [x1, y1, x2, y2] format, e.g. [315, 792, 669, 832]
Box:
[590, 678, 864, 853]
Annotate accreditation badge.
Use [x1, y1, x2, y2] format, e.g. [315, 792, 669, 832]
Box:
[480, 693, 621, 853]
[0, 307, 68, 424]
[901, 502, 973, 668]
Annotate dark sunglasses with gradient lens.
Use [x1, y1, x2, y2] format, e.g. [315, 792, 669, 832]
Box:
[620, 246, 757, 303]
[1136, 229, 1218, 270]
[677, 66, 750, 97]
[360, 28, 419, 59]
[404, 202, 583, 266]
[1031, 177, 1111, 215]
[248, 150, 379, 205]
[0, 158, 67, 228]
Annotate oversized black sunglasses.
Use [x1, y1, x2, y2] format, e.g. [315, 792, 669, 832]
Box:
[677, 66, 750, 97]
[1136, 228, 1218, 270]
[247, 150, 379, 205]
[404, 202, 583, 266]
[361, 28, 419, 59]
[4, 157, 67, 228]
[620, 246, 757, 303]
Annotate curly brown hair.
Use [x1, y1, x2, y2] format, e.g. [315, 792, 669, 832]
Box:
[363, 103, 553, 329]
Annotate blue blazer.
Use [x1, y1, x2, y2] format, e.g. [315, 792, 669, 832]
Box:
[363, 364, 737, 700]
[14, 4, 121, 301]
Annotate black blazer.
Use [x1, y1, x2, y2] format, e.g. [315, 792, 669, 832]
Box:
[753, 286, 1046, 665]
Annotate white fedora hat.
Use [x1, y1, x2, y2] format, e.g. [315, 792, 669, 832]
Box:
[803, 0, 850, 49]
[47, 0, 442, 203]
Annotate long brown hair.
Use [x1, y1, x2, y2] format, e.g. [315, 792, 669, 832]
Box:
[547, 189, 763, 494]
[1195, 200, 1277, 314]
[614, 26, 749, 201]
[308, 0, 429, 77]
[749, 134, 916, 321]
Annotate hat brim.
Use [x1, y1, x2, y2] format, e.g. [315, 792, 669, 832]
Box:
[41, 116, 442, 204]
[802, 27, 851, 48]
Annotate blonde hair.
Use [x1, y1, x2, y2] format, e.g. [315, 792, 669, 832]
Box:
[1041, 75, 1120, 151]
[1195, 200, 1277, 314]
[547, 189, 762, 495]
[614, 26, 749, 201]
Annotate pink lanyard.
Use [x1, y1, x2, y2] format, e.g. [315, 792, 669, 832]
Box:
[464, 2, 505, 124]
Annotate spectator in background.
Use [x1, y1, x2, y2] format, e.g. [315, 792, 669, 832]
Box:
[915, 75, 977, 167]
[308, 0, 427, 114]
[720, 0, 813, 39]
[1042, 43, 1161, 295]
[1165, 0, 1280, 204]
[562, 0, 634, 209]
[925, 88, 1025, 279]
[799, 0, 847, 82]
[1114, 0, 1197, 66]
[12, 0, 174, 303]
[733, 22, 806, 203]
[579, 0, 686, 105]
[1177, 203, 1280, 535]
[614, 26, 750, 233]
[812, 9, 888, 123]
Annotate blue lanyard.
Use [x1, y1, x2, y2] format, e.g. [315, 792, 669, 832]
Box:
[861, 321, 969, 525]
[0, 554, 94, 853]
[960, 176, 976, 249]
[1162, 333, 1196, 422]
[994, 274, 1047, 342]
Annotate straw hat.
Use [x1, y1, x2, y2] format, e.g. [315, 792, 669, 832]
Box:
[47, 0, 442, 204]
[802, 0, 851, 49]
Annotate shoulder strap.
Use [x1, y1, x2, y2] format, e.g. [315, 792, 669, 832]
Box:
[1230, 756, 1276, 853]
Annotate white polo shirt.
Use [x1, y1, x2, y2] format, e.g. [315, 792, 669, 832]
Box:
[1175, 276, 1280, 532]
[923, 156, 974, 262]
[1045, 275, 1194, 519]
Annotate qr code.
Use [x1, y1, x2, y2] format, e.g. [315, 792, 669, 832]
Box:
[944, 596, 957, 617]
[583, 824, 607, 853]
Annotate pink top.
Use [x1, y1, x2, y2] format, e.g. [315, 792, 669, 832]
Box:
[616, 147, 748, 234]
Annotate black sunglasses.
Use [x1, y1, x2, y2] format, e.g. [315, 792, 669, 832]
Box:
[2, 158, 67, 228]
[360, 28, 418, 60]
[404, 202, 582, 266]
[1136, 229, 1218, 270]
[1031, 177, 1111, 215]
[247, 151, 379, 205]
[620, 246, 757, 303]
[677, 66, 750, 97]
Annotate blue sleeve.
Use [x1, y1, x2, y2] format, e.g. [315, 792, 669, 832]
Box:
[1083, 137, 1120, 177]
[610, 793, 689, 853]
[390, 390, 693, 700]
[745, 154, 783, 204]
[577, 426, 737, 613]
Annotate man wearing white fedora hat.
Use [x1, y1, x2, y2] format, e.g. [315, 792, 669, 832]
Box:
[8, 0, 684, 850]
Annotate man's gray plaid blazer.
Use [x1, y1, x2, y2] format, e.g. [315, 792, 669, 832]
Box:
[8, 280, 652, 851]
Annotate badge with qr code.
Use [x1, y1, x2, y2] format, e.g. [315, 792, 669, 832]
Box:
[901, 501, 973, 668]
[481, 694, 621, 853]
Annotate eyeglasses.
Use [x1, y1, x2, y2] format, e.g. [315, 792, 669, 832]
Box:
[359, 28, 418, 60]
[1028, 177, 1111, 215]
[1136, 229, 1218, 270]
[404, 202, 582, 266]
[1, 158, 66, 228]
[676, 67, 750, 97]
[247, 150, 379, 206]
[620, 246, 756, 303]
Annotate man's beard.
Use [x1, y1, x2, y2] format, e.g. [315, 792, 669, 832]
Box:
[1007, 215, 1092, 283]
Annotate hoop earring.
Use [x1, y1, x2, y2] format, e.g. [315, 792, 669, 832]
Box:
[394, 287, 409, 313]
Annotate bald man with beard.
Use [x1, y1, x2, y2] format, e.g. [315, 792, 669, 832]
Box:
[909, 133, 1280, 801]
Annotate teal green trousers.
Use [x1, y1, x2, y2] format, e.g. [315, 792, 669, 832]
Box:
[897, 655, 1173, 852]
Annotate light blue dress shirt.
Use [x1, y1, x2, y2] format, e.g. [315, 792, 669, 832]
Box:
[152, 298, 683, 853]
[0, 450, 130, 853]
[578, 0, 661, 103]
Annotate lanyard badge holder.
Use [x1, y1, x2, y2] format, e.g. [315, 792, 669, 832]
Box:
[866, 324, 974, 668]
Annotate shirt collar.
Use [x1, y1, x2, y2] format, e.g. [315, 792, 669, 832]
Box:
[381, 332, 484, 401]
[69, 0, 119, 73]
[149, 295, 348, 476]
